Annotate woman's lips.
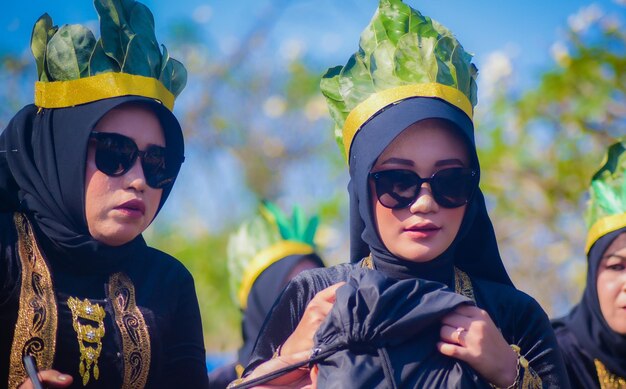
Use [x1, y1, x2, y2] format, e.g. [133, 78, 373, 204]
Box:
[404, 223, 441, 238]
[115, 199, 145, 218]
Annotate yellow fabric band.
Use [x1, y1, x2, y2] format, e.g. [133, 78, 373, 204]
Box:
[342, 83, 473, 159]
[586, 213, 626, 254]
[34, 72, 175, 111]
[238, 241, 315, 309]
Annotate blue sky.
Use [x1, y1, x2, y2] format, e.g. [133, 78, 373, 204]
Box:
[2, 0, 625, 87]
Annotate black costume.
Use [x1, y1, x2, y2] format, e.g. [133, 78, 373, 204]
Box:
[553, 228, 626, 388]
[0, 97, 209, 388]
[244, 98, 569, 387]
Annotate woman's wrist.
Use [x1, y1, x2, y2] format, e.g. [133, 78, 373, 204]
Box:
[491, 344, 523, 389]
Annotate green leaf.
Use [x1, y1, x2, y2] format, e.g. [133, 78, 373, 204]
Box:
[303, 215, 319, 246]
[30, 13, 54, 81]
[89, 38, 120, 76]
[167, 58, 188, 97]
[128, 2, 161, 77]
[291, 206, 305, 240]
[377, 0, 412, 44]
[433, 35, 458, 88]
[122, 32, 161, 77]
[394, 33, 438, 83]
[95, 0, 134, 67]
[158, 44, 172, 89]
[263, 202, 293, 240]
[339, 53, 375, 110]
[46, 24, 96, 81]
[370, 40, 401, 90]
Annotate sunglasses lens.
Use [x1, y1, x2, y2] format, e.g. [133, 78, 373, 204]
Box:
[93, 133, 136, 176]
[372, 170, 419, 209]
[431, 168, 477, 208]
[141, 146, 177, 189]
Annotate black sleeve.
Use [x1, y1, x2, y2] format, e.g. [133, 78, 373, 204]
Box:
[243, 266, 347, 375]
[160, 267, 209, 389]
[509, 296, 571, 388]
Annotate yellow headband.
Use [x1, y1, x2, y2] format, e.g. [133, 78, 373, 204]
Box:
[238, 240, 315, 309]
[34, 72, 175, 111]
[585, 213, 626, 254]
[342, 83, 473, 159]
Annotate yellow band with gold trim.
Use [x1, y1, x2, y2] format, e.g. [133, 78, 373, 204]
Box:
[239, 240, 315, 309]
[342, 83, 473, 159]
[34, 72, 175, 111]
[585, 213, 626, 254]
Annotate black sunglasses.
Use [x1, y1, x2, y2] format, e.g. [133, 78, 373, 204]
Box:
[369, 167, 478, 209]
[89, 131, 184, 189]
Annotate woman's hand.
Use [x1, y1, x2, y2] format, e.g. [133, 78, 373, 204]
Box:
[18, 370, 73, 388]
[281, 282, 345, 356]
[236, 350, 313, 389]
[437, 305, 518, 387]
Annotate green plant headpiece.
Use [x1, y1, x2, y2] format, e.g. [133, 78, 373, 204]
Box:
[320, 0, 478, 161]
[585, 139, 626, 254]
[227, 202, 319, 309]
[31, 0, 187, 111]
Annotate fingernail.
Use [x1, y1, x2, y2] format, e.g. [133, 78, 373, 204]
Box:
[57, 374, 69, 381]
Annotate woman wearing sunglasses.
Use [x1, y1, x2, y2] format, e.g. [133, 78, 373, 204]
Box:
[0, 2, 208, 389]
[552, 140, 626, 388]
[235, 1, 569, 387]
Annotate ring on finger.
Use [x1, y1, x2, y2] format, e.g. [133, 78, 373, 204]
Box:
[453, 327, 466, 344]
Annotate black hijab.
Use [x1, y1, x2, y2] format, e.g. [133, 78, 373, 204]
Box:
[555, 227, 626, 377]
[0, 96, 184, 273]
[348, 97, 512, 287]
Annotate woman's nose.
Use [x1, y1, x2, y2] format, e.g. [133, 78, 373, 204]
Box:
[409, 183, 439, 214]
[123, 157, 148, 191]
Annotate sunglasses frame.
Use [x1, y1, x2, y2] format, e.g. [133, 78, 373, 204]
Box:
[369, 167, 478, 209]
[89, 131, 184, 189]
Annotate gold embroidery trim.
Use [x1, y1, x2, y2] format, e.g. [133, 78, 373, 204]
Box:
[67, 297, 106, 386]
[8, 213, 58, 389]
[595, 359, 626, 389]
[453, 268, 475, 301]
[109, 272, 151, 389]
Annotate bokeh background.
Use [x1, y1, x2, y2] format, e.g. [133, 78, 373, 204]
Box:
[2, 0, 625, 368]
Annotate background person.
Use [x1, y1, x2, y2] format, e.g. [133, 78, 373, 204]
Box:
[552, 139, 626, 388]
[209, 202, 324, 388]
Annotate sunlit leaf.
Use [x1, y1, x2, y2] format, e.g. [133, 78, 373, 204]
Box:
[46, 24, 96, 80]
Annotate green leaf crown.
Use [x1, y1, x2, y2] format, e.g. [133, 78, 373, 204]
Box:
[227, 202, 319, 308]
[585, 139, 626, 253]
[30, 0, 186, 98]
[320, 0, 478, 159]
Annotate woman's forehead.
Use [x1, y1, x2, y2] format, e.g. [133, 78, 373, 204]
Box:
[376, 119, 470, 165]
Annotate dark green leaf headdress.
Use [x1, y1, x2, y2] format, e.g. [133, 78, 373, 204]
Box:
[31, 0, 187, 111]
[228, 202, 319, 309]
[320, 0, 477, 161]
[584, 139, 626, 254]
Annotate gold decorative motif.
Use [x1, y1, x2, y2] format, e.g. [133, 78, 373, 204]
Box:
[8, 213, 58, 389]
[453, 268, 475, 301]
[67, 297, 106, 386]
[109, 272, 151, 389]
[595, 359, 626, 389]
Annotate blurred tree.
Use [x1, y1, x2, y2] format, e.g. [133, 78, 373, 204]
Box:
[476, 5, 625, 315]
